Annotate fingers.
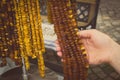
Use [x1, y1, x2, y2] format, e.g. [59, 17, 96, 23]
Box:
[57, 51, 62, 57]
[55, 40, 59, 44]
[56, 45, 61, 51]
[55, 40, 62, 57]
[55, 40, 61, 51]
[78, 29, 96, 39]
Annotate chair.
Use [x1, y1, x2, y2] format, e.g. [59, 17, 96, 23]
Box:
[76, 0, 100, 29]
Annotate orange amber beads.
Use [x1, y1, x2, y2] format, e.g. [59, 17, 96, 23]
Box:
[47, 0, 88, 80]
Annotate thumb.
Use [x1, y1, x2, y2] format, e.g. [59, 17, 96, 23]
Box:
[78, 29, 94, 38]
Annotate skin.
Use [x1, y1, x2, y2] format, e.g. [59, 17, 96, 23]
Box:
[56, 29, 120, 74]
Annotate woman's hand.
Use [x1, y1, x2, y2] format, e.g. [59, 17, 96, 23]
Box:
[56, 29, 120, 73]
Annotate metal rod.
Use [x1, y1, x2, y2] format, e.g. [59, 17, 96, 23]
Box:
[22, 57, 28, 80]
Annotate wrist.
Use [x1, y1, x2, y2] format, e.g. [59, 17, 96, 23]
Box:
[109, 42, 120, 63]
[109, 41, 120, 73]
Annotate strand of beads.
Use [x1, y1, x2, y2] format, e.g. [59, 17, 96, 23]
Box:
[13, 0, 26, 66]
[0, 0, 21, 66]
[27, 0, 37, 58]
[35, 0, 45, 77]
[0, 0, 8, 66]
[19, 0, 31, 70]
[47, 0, 88, 80]
[7, 0, 21, 65]
[46, 0, 53, 23]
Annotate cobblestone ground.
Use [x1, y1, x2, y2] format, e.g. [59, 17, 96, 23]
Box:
[97, 0, 120, 44]
[41, 0, 120, 80]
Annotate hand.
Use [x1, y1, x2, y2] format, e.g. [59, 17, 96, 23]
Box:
[56, 29, 112, 64]
[56, 29, 120, 70]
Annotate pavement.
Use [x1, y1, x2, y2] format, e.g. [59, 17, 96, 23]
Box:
[97, 0, 120, 44]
